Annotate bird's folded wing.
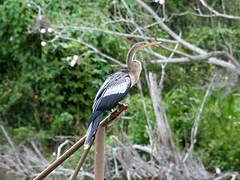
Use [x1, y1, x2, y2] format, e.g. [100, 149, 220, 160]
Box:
[92, 74, 131, 111]
[92, 71, 128, 109]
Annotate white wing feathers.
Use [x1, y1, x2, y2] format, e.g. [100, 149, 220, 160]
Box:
[92, 71, 131, 112]
[103, 78, 130, 97]
[93, 75, 114, 102]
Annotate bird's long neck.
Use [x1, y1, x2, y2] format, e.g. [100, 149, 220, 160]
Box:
[126, 43, 144, 86]
[128, 61, 142, 86]
[129, 71, 140, 87]
[126, 45, 140, 68]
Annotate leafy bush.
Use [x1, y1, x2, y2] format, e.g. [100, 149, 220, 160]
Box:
[199, 91, 240, 171]
[0, 0, 112, 137]
[51, 112, 73, 135]
[13, 126, 35, 142]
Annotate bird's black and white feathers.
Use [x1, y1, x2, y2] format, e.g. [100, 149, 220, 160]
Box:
[84, 70, 131, 148]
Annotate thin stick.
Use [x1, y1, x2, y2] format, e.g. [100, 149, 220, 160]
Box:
[33, 103, 128, 180]
[94, 126, 105, 180]
[199, 0, 240, 19]
[183, 74, 216, 162]
[33, 136, 86, 180]
[70, 104, 128, 179]
[69, 142, 93, 180]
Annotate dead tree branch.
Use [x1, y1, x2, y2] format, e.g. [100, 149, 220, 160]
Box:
[148, 73, 178, 161]
[199, 0, 240, 19]
[57, 34, 125, 67]
[69, 141, 93, 180]
[183, 74, 216, 162]
[135, 0, 205, 54]
[149, 51, 240, 74]
[0, 125, 28, 173]
[53, 25, 177, 44]
[135, 0, 240, 75]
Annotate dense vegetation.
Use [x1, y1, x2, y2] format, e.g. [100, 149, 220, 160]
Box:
[0, 0, 239, 173]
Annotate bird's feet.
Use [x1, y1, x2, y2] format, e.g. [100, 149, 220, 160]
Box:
[117, 102, 129, 107]
[110, 103, 128, 113]
[117, 102, 129, 111]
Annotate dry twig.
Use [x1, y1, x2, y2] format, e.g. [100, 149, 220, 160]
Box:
[199, 0, 240, 19]
[183, 74, 216, 162]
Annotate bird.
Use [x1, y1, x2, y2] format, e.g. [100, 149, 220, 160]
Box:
[84, 41, 160, 149]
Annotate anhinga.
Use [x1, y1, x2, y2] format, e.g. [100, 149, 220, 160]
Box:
[84, 42, 160, 149]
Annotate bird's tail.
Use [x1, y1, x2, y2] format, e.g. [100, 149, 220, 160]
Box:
[84, 110, 103, 149]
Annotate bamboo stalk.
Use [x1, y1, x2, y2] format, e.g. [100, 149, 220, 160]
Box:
[69, 142, 93, 180]
[94, 126, 105, 180]
[33, 136, 86, 180]
[33, 103, 128, 180]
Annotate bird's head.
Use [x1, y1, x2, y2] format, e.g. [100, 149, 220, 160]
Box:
[131, 41, 161, 48]
[127, 42, 160, 86]
[126, 41, 161, 67]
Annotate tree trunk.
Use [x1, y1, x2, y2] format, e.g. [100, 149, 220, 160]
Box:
[148, 72, 178, 162]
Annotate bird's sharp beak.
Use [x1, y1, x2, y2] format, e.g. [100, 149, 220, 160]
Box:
[143, 42, 161, 47]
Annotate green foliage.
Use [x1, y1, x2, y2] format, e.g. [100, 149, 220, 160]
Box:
[0, 0, 112, 138]
[199, 92, 240, 171]
[51, 112, 73, 135]
[165, 84, 200, 147]
[165, 85, 240, 171]
[13, 126, 35, 142]
[126, 94, 155, 144]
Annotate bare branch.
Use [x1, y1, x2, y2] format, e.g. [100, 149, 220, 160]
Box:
[131, 22, 161, 34]
[149, 51, 240, 74]
[199, 0, 240, 20]
[70, 141, 93, 180]
[56, 34, 125, 67]
[104, 19, 133, 25]
[0, 125, 28, 173]
[30, 141, 48, 164]
[135, 0, 240, 74]
[159, 44, 193, 59]
[148, 73, 177, 156]
[134, 0, 206, 54]
[183, 75, 216, 162]
[56, 140, 70, 159]
[168, 10, 240, 20]
[53, 25, 177, 44]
